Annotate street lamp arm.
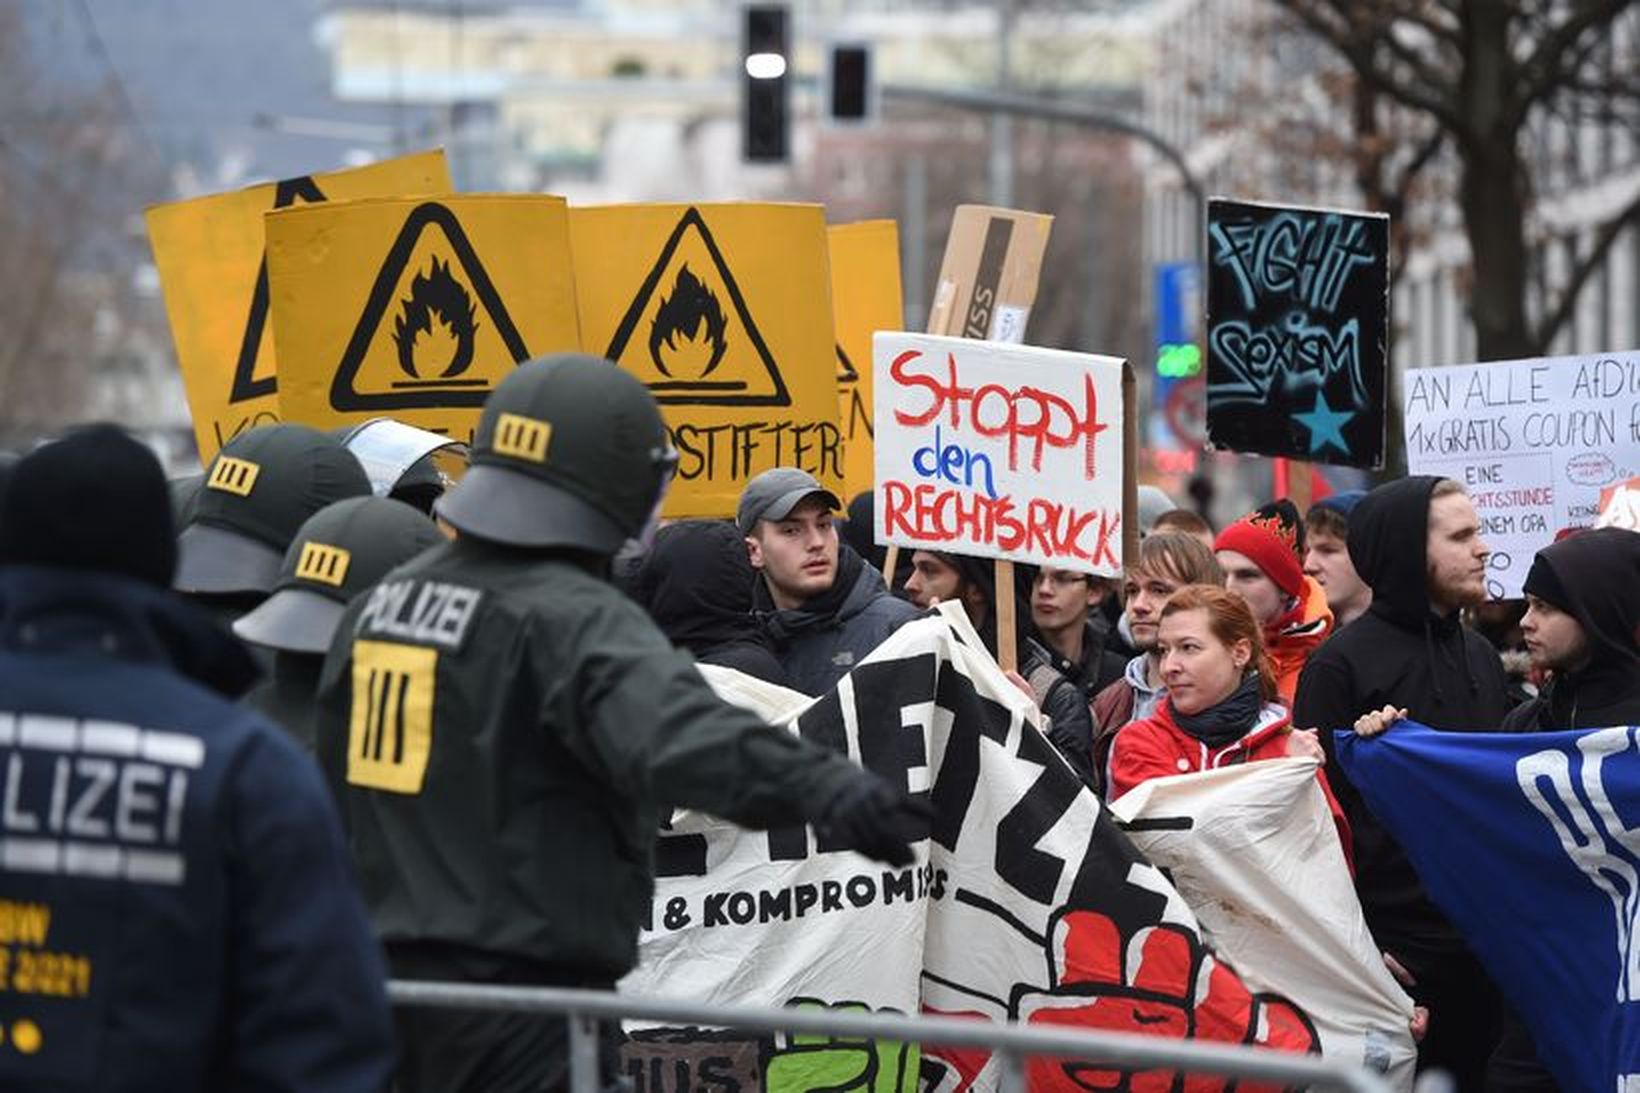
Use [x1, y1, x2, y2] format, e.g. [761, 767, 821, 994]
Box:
[879, 82, 1206, 232]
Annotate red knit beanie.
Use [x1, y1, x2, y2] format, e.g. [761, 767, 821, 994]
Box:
[1214, 500, 1305, 599]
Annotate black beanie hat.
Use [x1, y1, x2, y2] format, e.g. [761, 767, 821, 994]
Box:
[0, 425, 175, 587]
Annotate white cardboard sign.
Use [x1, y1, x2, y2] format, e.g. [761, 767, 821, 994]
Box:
[872, 332, 1127, 575]
[1403, 351, 1640, 598]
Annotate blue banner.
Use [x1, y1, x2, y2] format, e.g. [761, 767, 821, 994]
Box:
[1337, 721, 1640, 1091]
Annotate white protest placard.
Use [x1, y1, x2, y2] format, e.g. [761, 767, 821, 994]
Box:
[872, 332, 1129, 575]
[1403, 351, 1640, 599]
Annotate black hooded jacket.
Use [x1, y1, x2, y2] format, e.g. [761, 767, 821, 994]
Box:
[1294, 475, 1511, 968]
[1503, 527, 1640, 733]
[1488, 532, 1640, 1093]
[631, 519, 789, 687]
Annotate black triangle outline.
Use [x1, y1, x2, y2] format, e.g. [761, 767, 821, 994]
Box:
[835, 343, 859, 384]
[230, 175, 327, 402]
[329, 201, 532, 411]
[603, 207, 791, 407]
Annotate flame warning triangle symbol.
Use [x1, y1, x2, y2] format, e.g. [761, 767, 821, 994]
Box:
[835, 344, 859, 385]
[329, 202, 530, 411]
[603, 207, 790, 407]
[230, 175, 326, 403]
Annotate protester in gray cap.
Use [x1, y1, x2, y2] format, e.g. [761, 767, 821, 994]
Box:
[236, 496, 444, 749]
[739, 466, 918, 696]
[175, 424, 372, 633]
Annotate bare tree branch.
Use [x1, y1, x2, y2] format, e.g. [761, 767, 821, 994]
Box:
[1513, 0, 1635, 118]
[1271, 0, 1469, 134]
[1529, 186, 1640, 351]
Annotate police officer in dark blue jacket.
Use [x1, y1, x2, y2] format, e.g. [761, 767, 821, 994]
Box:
[0, 424, 394, 1092]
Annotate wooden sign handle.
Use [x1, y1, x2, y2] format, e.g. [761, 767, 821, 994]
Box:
[994, 558, 1018, 673]
[882, 544, 900, 589]
[1289, 459, 1313, 514]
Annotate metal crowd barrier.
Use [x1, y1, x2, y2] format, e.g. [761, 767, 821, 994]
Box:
[388, 980, 1401, 1093]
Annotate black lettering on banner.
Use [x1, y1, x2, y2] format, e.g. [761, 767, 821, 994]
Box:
[845, 875, 875, 908]
[882, 868, 915, 904]
[793, 884, 819, 918]
[654, 809, 708, 879]
[759, 889, 791, 922]
[622, 1029, 760, 1093]
[926, 663, 1012, 852]
[820, 880, 843, 912]
[993, 711, 1086, 906]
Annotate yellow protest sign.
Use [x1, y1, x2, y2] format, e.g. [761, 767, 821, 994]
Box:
[828, 220, 902, 503]
[266, 195, 581, 445]
[570, 203, 843, 518]
[145, 150, 451, 464]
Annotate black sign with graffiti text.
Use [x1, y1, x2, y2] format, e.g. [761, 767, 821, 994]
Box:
[1205, 198, 1389, 468]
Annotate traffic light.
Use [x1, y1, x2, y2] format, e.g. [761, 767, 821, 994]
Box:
[742, 4, 789, 163]
[828, 43, 873, 123]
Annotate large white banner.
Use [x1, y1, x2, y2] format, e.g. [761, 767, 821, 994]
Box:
[622, 607, 1333, 1093]
[1111, 760, 1418, 1092]
[1403, 351, 1640, 598]
[872, 332, 1127, 576]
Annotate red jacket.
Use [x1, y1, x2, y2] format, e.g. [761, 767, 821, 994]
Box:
[1106, 697, 1354, 871]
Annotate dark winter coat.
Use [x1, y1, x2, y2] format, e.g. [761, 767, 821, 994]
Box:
[631, 519, 788, 687]
[753, 544, 919, 696]
[1491, 527, 1640, 1093]
[317, 536, 866, 979]
[1502, 527, 1640, 734]
[244, 649, 325, 750]
[1294, 476, 1512, 972]
[0, 566, 393, 1093]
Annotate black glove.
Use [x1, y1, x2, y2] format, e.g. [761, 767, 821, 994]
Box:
[816, 774, 934, 867]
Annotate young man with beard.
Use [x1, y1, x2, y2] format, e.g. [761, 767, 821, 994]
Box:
[1304, 492, 1373, 631]
[1294, 477, 1511, 1091]
[1090, 531, 1223, 796]
[740, 468, 918, 696]
[1215, 500, 1333, 704]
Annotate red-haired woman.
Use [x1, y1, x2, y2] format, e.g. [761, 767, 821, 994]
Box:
[1105, 584, 1352, 867]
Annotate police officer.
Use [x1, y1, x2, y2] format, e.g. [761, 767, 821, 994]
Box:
[316, 354, 929, 1093]
[0, 425, 393, 1092]
[174, 424, 372, 631]
[235, 496, 444, 749]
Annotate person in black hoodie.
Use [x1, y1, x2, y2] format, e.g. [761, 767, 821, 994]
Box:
[631, 519, 790, 687]
[1293, 476, 1510, 1091]
[1495, 527, 1639, 1091]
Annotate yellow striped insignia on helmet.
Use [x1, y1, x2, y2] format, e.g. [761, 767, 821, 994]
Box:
[295, 541, 351, 587]
[492, 412, 552, 463]
[206, 455, 260, 496]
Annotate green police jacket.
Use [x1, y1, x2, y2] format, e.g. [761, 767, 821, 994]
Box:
[315, 537, 863, 979]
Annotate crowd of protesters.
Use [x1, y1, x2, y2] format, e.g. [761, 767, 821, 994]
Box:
[0, 385, 1636, 1092]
